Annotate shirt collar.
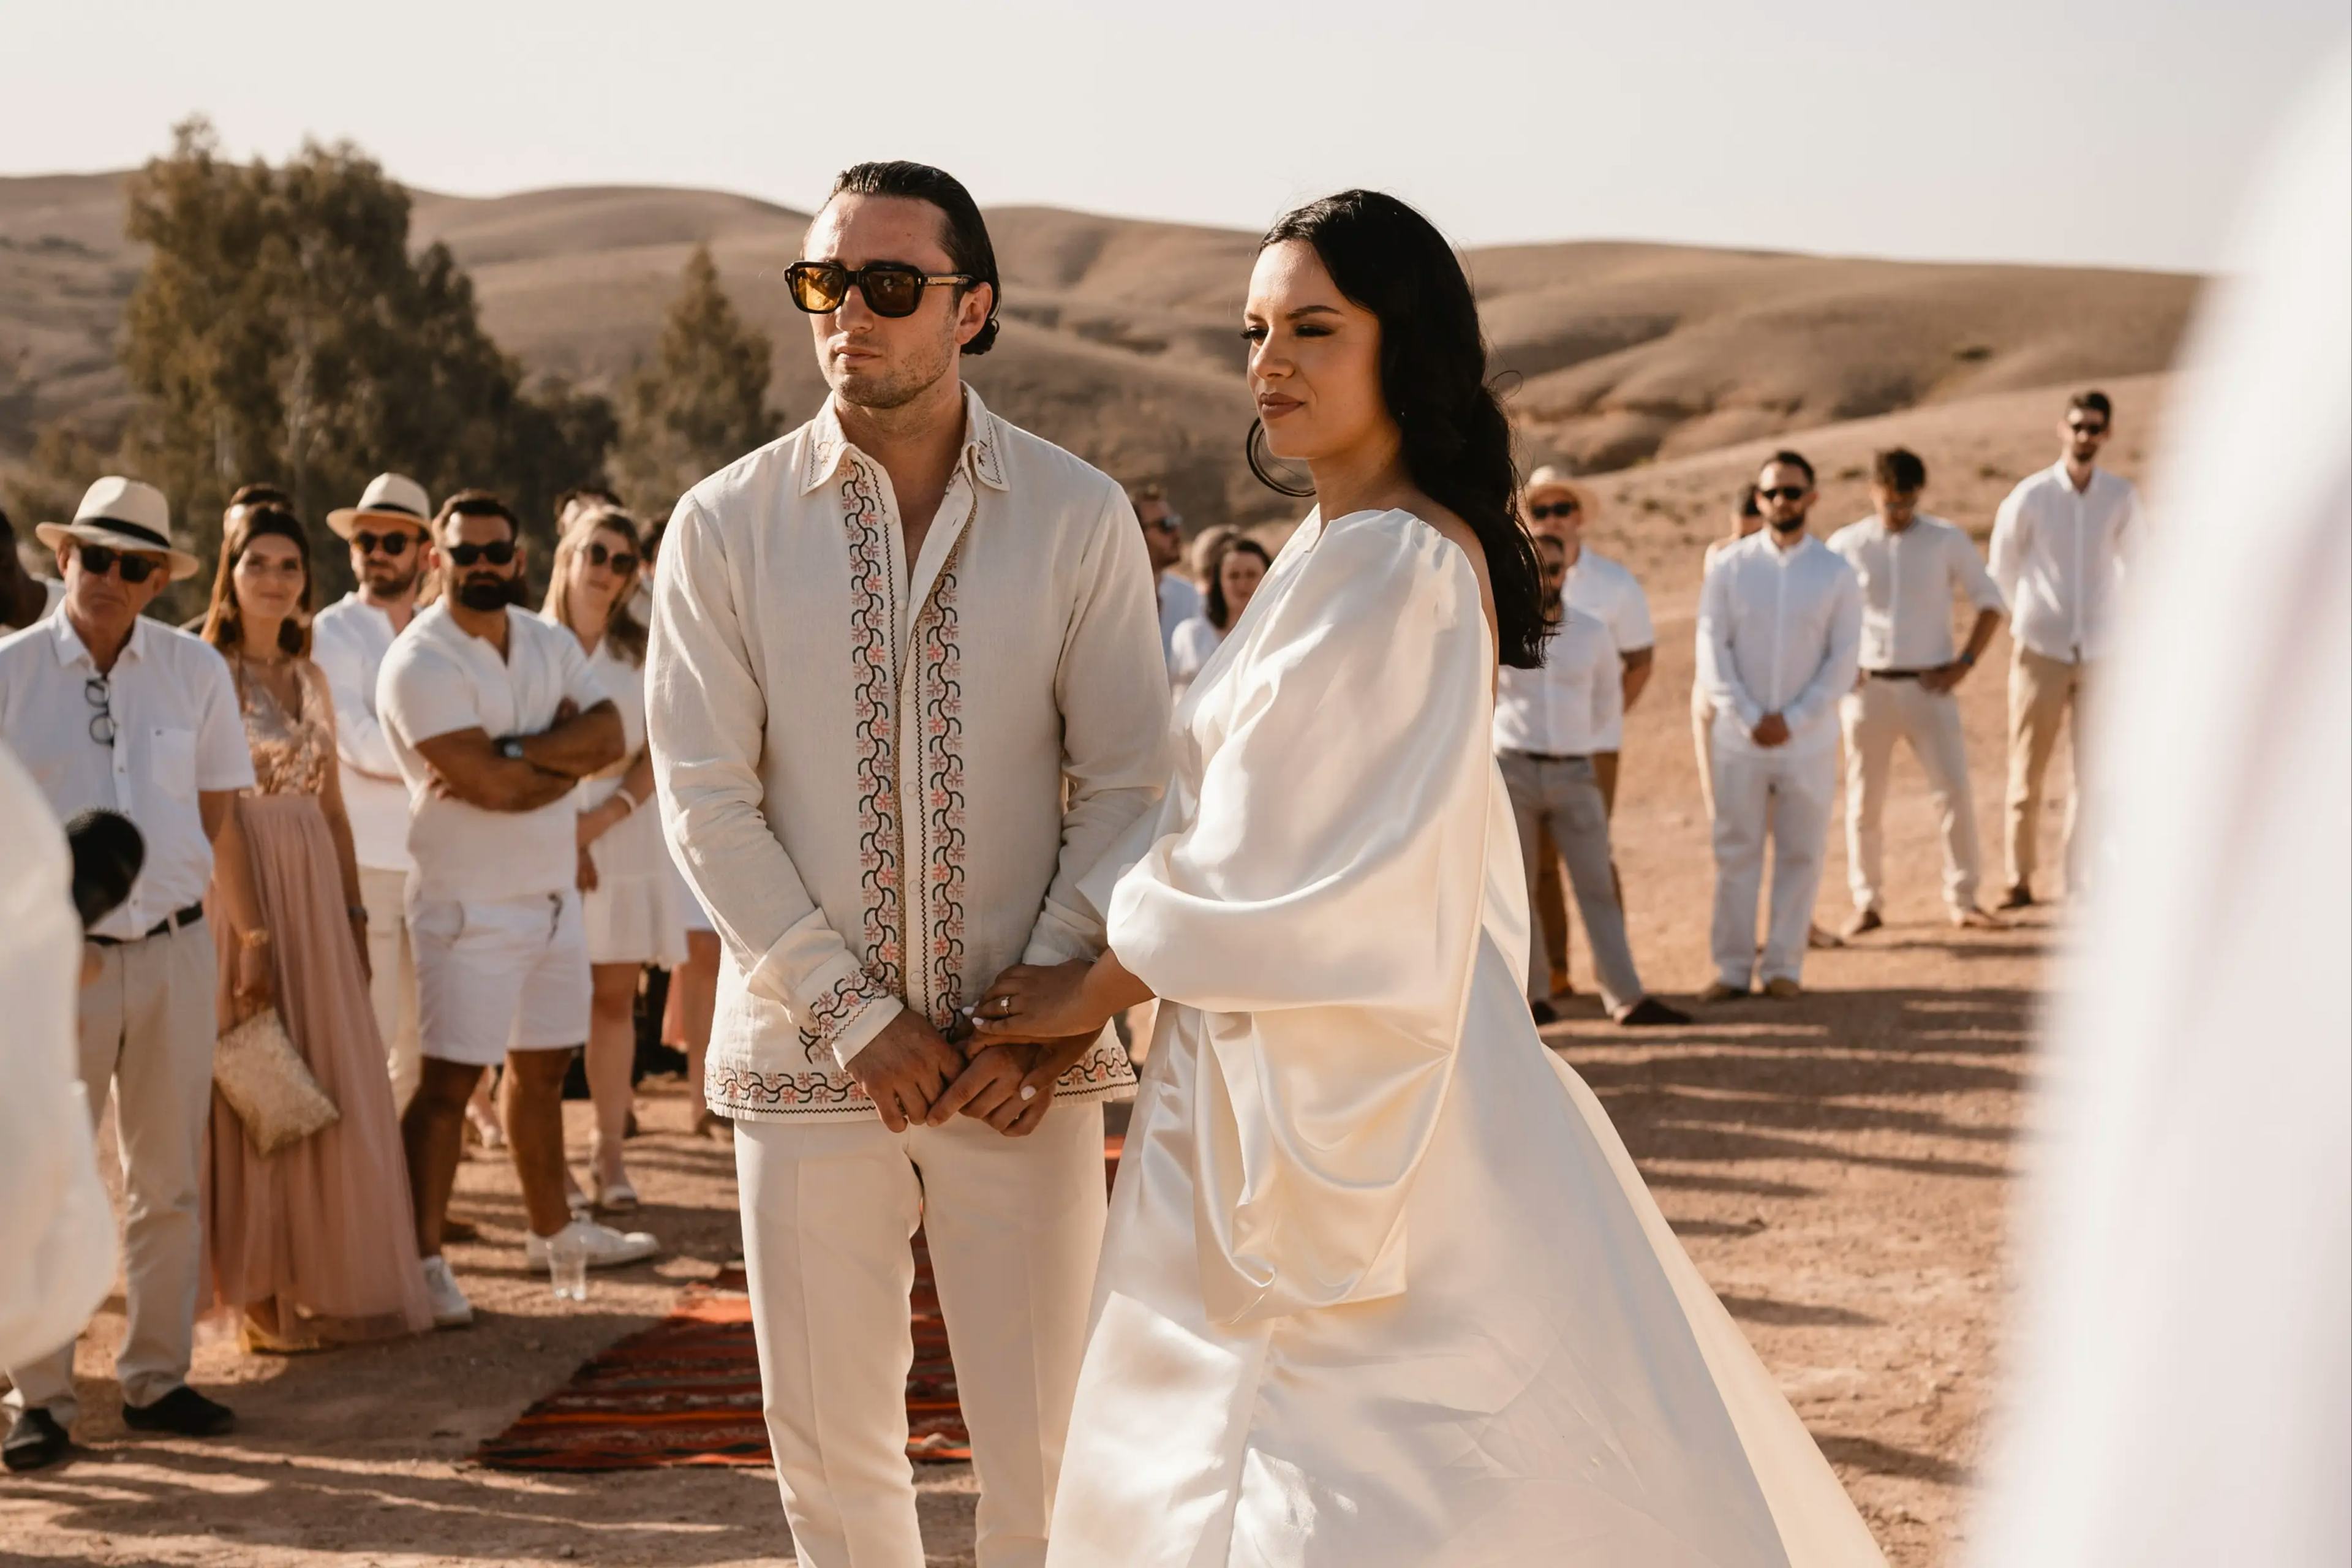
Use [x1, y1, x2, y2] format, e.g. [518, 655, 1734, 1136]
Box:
[50, 606, 148, 670]
[798, 382, 1008, 496]
[2051, 459, 2100, 494]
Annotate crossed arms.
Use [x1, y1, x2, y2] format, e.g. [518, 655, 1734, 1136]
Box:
[414, 698, 625, 812]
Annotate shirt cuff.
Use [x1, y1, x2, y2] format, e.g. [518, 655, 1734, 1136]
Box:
[745, 943, 903, 1074]
[1733, 696, 1765, 731]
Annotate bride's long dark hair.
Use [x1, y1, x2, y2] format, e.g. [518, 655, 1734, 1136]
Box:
[1259, 190, 1548, 668]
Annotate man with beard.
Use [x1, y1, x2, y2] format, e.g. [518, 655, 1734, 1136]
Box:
[1697, 450, 1861, 1000]
[378, 491, 654, 1330]
[314, 473, 437, 1109]
[647, 160, 1169, 1566]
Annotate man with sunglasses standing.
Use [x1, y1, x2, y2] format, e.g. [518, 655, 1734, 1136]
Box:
[1131, 481, 1199, 671]
[0, 478, 255, 1471]
[1697, 451, 1861, 1001]
[647, 160, 1169, 1567]
[1989, 390, 2140, 908]
[314, 473, 437, 1110]
[379, 491, 653, 1332]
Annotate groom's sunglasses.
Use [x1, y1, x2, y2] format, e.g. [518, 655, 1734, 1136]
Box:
[785, 260, 976, 318]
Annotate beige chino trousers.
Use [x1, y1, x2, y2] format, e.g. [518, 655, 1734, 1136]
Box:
[1842, 678, 1983, 915]
[4, 918, 217, 1426]
[735, 1102, 1107, 1568]
[359, 865, 422, 1110]
[2005, 646, 2092, 892]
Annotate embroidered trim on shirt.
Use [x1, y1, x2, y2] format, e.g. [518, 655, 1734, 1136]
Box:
[708, 1064, 870, 1117]
[841, 459, 905, 997]
[913, 543, 969, 1030]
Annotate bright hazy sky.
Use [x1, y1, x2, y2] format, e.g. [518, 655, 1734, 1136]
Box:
[7, 1, 2345, 273]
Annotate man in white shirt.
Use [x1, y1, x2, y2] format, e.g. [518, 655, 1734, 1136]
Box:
[1988, 390, 2140, 908]
[379, 490, 651, 1331]
[1828, 448, 2007, 935]
[313, 472, 436, 1109]
[1134, 480, 1200, 669]
[649, 161, 1169, 1567]
[1697, 451, 1863, 1000]
[1497, 533, 1689, 1028]
[1, 478, 253, 1470]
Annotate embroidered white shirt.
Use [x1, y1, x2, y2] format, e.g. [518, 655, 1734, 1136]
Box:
[1990, 462, 2140, 663]
[648, 385, 1171, 1121]
[1493, 608, 1623, 758]
[1697, 530, 1863, 758]
[0, 611, 254, 938]
[311, 594, 413, 872]
[1826, 512, 2007, 671]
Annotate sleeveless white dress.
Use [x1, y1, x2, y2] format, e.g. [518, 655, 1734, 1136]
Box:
[1046, 508, 1887, 1567]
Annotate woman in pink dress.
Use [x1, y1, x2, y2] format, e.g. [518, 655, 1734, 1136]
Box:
[200, 503, 432, 1350]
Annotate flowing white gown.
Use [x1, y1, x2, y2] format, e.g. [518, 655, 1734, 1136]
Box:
[1046, 507, 1887, 1567]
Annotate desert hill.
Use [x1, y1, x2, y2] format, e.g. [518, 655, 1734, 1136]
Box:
[0, 172, 2196, 523]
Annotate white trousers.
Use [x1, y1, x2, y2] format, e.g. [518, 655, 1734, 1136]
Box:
[5, 918, 216, 1426]
[1841, 679, 1983, 914]
[735, 1103, 1107, 1568]
[359, 865, 421, 1110]
[1709, 738, 1838, 987]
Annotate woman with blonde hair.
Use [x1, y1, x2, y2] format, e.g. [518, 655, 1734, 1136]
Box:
[544, 507, 685, 1209]
[199, 503, 432, 1351]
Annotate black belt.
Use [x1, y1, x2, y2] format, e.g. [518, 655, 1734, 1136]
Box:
[87, 903, 205, 947]
[1864, 668, 1931, 680]
[1504, 749, 1591, 764]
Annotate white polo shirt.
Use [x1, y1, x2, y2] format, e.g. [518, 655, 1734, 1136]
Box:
[1157, 571, 1202, 668]
[1826, 512, 2007, 672]
[1697, 530, 1863, 759]
[1494, 608, 1623, 758]
[0, 610, 255, 938]
[311, 594, 413, 873]
[1990, 462, 2140, 663]
[1562, 546, 1653, 750]
[376, 602, 607, 903]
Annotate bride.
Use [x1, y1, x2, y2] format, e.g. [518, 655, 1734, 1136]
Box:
[971, 189, 1887, 1567]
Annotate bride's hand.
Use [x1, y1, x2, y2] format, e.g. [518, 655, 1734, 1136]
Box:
[971, 960, 1107, 1044]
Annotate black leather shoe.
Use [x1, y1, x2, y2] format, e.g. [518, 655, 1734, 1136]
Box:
[1528, 999, 1561, 1025]
[3, 1408, 71, 1471]
[121, 1386, 235, 1437]
[1996, 883, 2035, 911]
[1616, 997, 1692, 1027]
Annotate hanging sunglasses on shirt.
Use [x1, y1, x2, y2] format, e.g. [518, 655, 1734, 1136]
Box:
[353, 529, 414, 557]
[75, 543, 161, 585]
[445, 539, 518, 567]
[785, 260, 978, 318]
[585, 541, 638, 575]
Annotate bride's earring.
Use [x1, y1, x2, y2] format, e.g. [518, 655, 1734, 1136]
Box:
[1246, 419, 1316, 500]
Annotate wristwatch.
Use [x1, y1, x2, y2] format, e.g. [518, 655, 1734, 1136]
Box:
[498, 736, 527, 761]
[1958, 651, 1977, 668]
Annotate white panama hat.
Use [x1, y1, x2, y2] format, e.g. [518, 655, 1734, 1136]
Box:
[326, 472, 434, 540]
[35, 477, 202, 581]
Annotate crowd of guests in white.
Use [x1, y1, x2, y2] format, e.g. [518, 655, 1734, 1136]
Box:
[0, 380, 2132, 1476]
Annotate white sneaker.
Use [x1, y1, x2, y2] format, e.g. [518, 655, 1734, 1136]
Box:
[421, 1256, 474, 1329]
[525, 1217, 660, 1271]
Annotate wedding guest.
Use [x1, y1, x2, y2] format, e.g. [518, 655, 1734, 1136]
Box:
[1, 503, 64, 630]
[1828, 448, 2006, 933]
[196, 503, 432, 1352]
[314, 473, 440, 1114]
[1989, 390, 2140, 908]
[379, 490, 652, 1331]
[543, 506, 685, 1208]
[1691, 482, 1765, 821]
[1498, 532, 1689, 1027]
[1134, 480, 1200, 667]
[1, 479, 253, 1471]
[649, 159, 1169, 1565]
[1167, 534, 1270, 695]
[1697, 451, 1861, 1000]
[1523, 465, 1654, 807]
[1185, 521, 1239, 594]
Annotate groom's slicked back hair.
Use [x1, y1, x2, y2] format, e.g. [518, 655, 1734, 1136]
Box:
[827, 160, 1001, 356]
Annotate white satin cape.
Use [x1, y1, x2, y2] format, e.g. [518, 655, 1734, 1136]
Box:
[1046, 508, 1885, 1567]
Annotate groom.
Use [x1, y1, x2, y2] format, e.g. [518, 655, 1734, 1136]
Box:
[646, 161, 1170, 1567]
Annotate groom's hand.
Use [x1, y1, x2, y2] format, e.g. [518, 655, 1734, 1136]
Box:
[844, 1011, 964, 1133]
[926, 1042, 1038, 1129]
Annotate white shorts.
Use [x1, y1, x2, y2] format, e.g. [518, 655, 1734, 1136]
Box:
[407, 888, 592, 1066]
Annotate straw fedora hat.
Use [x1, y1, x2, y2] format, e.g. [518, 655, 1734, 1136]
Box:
[36, 477, 202, 581]
[326, 472, 434, 541]
[1523, 463, 1600, 522]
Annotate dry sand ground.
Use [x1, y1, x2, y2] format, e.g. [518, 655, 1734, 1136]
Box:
[0, 388, 2153, 1566]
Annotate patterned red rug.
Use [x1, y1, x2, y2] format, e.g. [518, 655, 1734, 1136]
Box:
[476, 1136, 1122, 1472]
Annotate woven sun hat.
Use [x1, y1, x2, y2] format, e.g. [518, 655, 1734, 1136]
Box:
[326, 472, 433, 540]
[36, 477, 202, 581]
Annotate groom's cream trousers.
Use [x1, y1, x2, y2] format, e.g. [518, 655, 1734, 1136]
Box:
[735, 1102, 1107, 1568]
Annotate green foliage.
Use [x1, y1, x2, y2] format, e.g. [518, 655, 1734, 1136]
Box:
[613, 245, 780, 514]
[104, 116, 614, 610]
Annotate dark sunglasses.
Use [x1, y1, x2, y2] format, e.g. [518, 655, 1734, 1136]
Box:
[2067, 420, 2108, 436]
[785, 260, 977, 318]
[584, 541, 638, 574]
[1529, 500, 1581, 521]
[354, 529, 416, 557]
[76, 543, 162, 585]
[1761, 485, 1811, 502]
[445, 539, 517, 568]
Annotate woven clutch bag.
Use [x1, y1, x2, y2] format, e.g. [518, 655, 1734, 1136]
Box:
[213, 1006, 340, 1156]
